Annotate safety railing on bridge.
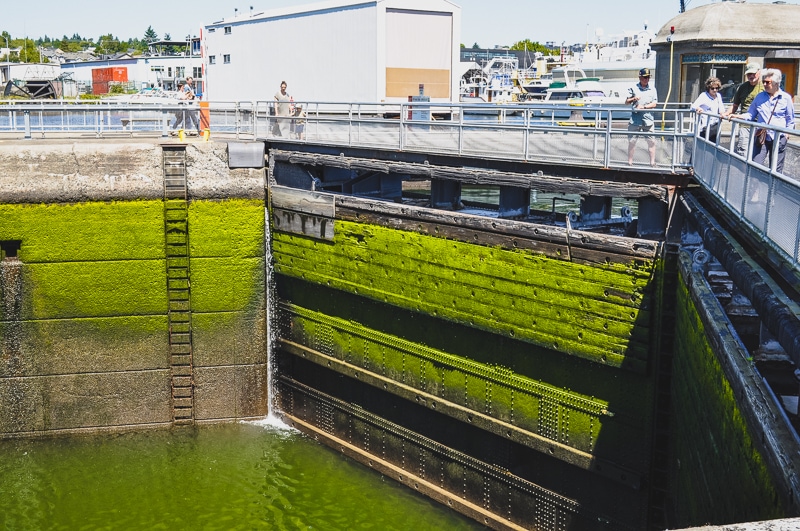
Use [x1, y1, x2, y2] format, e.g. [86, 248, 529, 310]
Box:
[0, 99, 695, 172]
[692, 111, 800, 273]
[3, 99, 797, 272]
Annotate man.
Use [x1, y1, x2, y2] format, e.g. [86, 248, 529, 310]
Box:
[171, 80, 186, 133]
[626, 67, 659, 166]
[731, 68, 795, 173]
[723, 62, 764, 156]
[183, 77, 200, 134]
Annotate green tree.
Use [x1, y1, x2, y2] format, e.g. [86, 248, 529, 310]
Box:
[510, 39, 557, 55]
[144, 26, 158, 43]
[471, 42, 480, 49]
[95, 33, 125, 56]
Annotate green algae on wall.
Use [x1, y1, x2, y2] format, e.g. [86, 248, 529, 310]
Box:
[187, 198, 266, 342]
[0, 201, 165, 263]
[671, 277, 783, 526]
[272, 219, 657, 372]
[1, 197, 269, 433]
[282, 302, 611, 457]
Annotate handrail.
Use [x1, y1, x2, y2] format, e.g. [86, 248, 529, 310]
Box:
[0, 98, 796, 269]
[691, 109, 800, 273]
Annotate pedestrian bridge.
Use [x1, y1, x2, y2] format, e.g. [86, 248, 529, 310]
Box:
[1, 99, 798, 275]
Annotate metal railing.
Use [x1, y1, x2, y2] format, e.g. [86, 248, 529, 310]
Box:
[1, 98, 797, 271]
[691, 111, 800, 273]
[0, 99, 695, 172]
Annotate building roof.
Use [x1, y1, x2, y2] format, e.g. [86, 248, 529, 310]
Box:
[205, 0, 459, 28]
[651, 2, 800, 46]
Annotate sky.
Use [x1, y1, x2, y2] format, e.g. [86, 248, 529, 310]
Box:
[1, 0, 791, 48]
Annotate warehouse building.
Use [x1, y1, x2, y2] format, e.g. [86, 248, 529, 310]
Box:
[202, 0, 461, 103]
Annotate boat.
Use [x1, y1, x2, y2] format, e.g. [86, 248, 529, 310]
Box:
[460, 56, 527, 115]
[562, 25, 656, 100]
[529, 66, 625, 122]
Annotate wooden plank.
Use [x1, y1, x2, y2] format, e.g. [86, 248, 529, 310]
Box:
[271, 149, 668, 201]
[273, 207, 334, 241]
[271, 185, 336, 218]
[333, 195, 660, 260]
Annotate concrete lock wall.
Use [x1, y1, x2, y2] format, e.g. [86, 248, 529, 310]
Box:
[0, 140, 268, 435]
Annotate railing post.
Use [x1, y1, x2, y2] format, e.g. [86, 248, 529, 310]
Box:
[523, 108, 529, 161]
[235, 102, 241, 140]
[162, 109, 169, 138]
[23, 110, 31, 140]
[399, 103, 406, 151]
[603, 109, 612, 168]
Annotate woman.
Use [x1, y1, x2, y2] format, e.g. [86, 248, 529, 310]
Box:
[691, 76, 726, 141]
[274, 81, 291, 137]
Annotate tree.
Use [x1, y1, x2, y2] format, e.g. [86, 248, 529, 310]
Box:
[471, 42, 480, 49]
[144, 26, 158, 43]
[510, 39, 557, 55]
[95, 33, 125, 56]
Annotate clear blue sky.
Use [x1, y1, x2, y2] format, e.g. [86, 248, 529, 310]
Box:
[1, 0, 786, 48]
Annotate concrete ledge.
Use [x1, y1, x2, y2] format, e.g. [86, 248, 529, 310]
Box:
[0, 139, 265, 203]
[671, 517, 800, 530]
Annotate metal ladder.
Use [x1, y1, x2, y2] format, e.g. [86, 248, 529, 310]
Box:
[163, 146, 194, 424]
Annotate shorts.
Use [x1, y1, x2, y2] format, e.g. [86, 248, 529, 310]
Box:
[628, 123, 655, 143]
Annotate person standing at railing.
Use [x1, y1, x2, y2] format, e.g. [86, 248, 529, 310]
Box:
[691, 77, 726, 141]
[731, 68, 795, 174]
[171, 80, 187, 134]
[183, 77, 200, 135]
[626, 67, 659, 166]
[723, 62, 764, 156]
[274, 81, 292, 137]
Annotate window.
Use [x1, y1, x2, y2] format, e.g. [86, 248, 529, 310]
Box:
[209, 55, 216, 65]
[223, 54, 231, 64]
[208, 28, 216, 33]
[224, 26, 232, 35]
[167, 67, 172, 77]
[176, 67, 185, 78]
[193, 67, 202, 78]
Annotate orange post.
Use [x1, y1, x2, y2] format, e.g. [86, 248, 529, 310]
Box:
[199, 101, 210, 131]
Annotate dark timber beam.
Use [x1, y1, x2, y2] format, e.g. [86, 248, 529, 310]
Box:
[270, 149, 670, 202]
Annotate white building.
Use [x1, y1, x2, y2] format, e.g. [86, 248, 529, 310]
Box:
[59, 40, 204, 95]
[1, 63, 61, 85]
[202, 0, 461, 103]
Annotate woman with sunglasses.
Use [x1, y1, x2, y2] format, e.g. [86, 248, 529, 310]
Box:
[691, 77, 726, 142]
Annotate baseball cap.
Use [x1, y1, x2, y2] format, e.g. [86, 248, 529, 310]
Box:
[745, 62, 760, 74]
[639, 68, 651, 77]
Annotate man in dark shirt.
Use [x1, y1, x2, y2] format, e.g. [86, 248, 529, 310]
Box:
[724, 62, 764, 156]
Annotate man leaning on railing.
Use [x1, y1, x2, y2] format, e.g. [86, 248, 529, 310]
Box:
[728, 68, 795, 173]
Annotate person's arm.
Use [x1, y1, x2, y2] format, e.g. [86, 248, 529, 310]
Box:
[786, 95, 795, 130]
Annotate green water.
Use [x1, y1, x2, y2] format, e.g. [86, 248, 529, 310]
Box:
[0, 420, 484, 530]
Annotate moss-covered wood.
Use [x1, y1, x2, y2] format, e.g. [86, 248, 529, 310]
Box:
[272, 219, 657, 372]
[671, 275, 784, 525]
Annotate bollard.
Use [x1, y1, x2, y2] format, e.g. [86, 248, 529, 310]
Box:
[178, 129, 185, 142]
[203, 129, 210, 141]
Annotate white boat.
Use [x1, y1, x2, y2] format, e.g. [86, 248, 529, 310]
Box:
[562, 26, 656, 100]
[460, 56, 525, 114]
[530, 66, 626, 122]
